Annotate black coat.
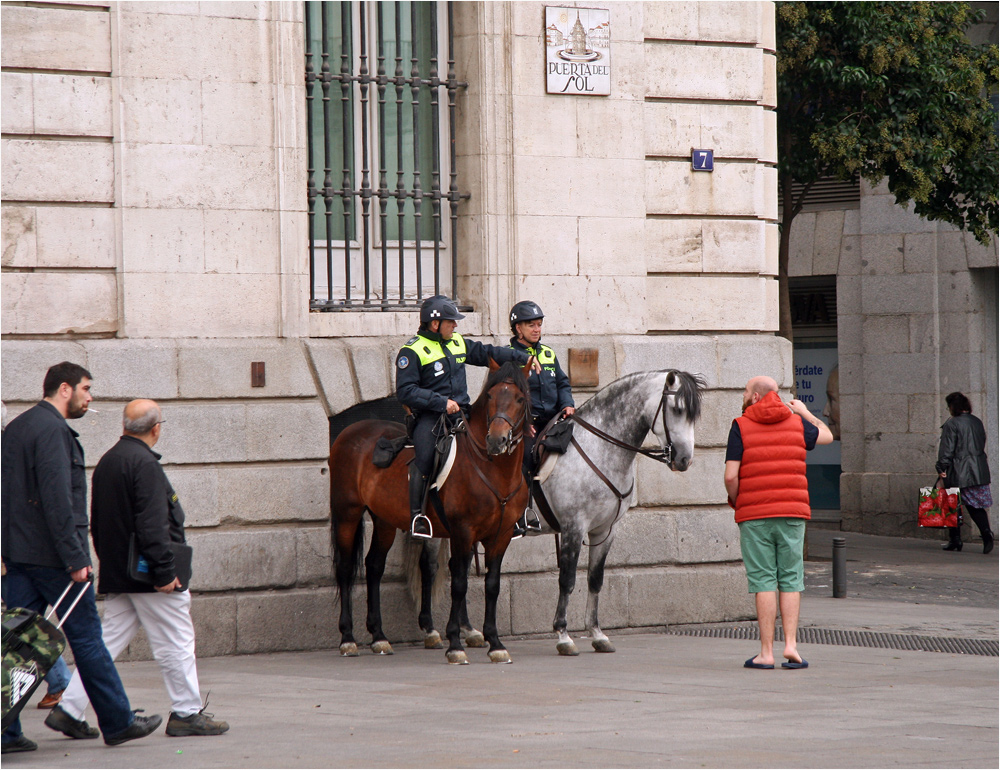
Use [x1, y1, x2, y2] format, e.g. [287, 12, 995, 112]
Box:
[936, 413, 992, 489]
[508, 338, 574, 422]
[395, 330, 526, 415]
[90, 436, 186, 593]
[1, 401, 90, 571]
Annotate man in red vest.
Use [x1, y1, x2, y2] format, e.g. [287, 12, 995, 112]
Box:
[724, 376, 833, 670]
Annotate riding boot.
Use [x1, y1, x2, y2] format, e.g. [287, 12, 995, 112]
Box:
[966, 507, 994, 554]
[522, 477, 542, 532]
[409, 469, 432, 539]
[942, 526, 962, 551]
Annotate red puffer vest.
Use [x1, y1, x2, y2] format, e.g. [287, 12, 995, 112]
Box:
[734, 391, 811, 523]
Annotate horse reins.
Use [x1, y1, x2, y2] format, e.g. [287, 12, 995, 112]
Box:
[562, 376, 680, 546]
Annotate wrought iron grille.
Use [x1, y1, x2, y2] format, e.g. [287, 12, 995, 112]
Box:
[305, 1, 469, 311]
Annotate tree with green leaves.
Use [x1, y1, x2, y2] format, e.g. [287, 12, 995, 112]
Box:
[776, 1, 998, 339]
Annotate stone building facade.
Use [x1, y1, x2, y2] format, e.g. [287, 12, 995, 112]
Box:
[786, 4, 999, 539]
[2, 1, 782, 657]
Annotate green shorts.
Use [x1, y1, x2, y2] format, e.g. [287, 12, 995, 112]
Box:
[738, 517, 806, 593]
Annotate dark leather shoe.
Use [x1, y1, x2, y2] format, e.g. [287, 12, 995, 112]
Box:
[104, 713, 163, 746]
[942, 541, 963, 551]
[984, 532, 994, 555]
[44, 705, 99, 739]
[1, 736, 38, 754]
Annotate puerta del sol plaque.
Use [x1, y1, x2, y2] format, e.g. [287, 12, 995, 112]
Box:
[545, 7, 610, 95]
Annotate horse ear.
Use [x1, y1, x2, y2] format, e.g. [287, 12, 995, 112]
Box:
[488, 357, 501, 373]
[522, 356, 535, 377]
[665, 370, 677, 389]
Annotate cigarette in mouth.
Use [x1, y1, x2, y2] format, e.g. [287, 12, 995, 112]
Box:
[87, 408, 99, 413]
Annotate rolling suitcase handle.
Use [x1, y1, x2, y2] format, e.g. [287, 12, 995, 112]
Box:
[44, 574, 94, 628]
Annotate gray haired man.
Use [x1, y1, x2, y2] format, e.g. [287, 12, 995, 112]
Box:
[48, 400, 228, 740]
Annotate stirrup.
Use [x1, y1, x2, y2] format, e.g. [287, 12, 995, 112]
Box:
[410, 514, 433, 540]
[523, 507, 542, 532]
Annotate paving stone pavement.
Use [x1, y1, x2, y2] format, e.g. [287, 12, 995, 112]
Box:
[7, 530, 998, 769]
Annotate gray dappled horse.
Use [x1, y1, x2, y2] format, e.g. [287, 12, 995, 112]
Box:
[537, 369, 704, 655]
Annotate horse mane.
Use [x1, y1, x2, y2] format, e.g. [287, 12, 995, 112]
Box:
[580, 369, 706, 422]
[667, 370, 706, 422]
[473, 360, 530, 408]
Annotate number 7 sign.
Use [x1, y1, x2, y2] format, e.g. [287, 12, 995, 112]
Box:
[691, 149, 714, 171]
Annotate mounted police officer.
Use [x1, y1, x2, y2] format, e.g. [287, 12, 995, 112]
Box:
[396, 295, 535, 539]
[508, 301, 575, 532]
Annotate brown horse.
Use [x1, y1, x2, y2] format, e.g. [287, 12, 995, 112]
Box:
[328, 359, 532, 664]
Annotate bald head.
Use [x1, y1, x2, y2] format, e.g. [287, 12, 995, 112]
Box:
[123, 399, 162, 437]
[742, 376, 779, 413]
[747, 376, 778, 398]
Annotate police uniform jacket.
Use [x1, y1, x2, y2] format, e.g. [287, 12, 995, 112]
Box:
[396, 330, 527, 415]
[1, 400, 90, 572]
[90, 435, 187, 593]
[509, 337, 574, 422]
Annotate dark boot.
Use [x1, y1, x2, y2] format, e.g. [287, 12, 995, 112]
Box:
[942, 527, 963, 551]
[966, 507, 994, 554]
[409, 469, 432, 539]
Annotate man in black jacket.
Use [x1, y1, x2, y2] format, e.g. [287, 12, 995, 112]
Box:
[395, 295, 536, 538]
[507, 301, 576, 535]
[53, 399, 229, 738]
[2, 363, 161, 753]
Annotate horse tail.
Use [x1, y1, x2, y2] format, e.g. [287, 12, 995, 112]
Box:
[403, 537, 450, 610]
[332, 512, 366, 598]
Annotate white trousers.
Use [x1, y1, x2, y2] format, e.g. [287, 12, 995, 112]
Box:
[61, 591, 202, 719]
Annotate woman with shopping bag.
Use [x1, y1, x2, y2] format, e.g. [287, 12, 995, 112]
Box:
[936, 392, 994, 553]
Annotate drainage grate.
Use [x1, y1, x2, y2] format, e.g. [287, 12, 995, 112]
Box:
[667, 625, 998, 657]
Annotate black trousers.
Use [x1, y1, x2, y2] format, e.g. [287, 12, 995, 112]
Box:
[949, 505, 991, 542]
[411, 411, 439, 478]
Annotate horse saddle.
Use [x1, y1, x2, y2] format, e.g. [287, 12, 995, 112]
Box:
[532, 414, 574, 485]
[370, 417, 459, 492]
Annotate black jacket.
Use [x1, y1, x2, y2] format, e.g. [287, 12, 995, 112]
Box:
[936, 413, 992, 489]
[508, 338, 574, 423]
[1, 401, 90, 571]
[395, 330, 527, 414]
[90, 436, 186, 593]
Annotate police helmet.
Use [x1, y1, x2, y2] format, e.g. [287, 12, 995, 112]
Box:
[509, 300, 544, 331]
[420, 295, 465, 324]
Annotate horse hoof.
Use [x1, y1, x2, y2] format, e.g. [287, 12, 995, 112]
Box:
[371, 640, 394, 655]
[340, 642, 359, 657]
[591, 639, 616, 653]
[556, 641, 579, 657]
[446, 650, 469, 665]
[424, 631, 444, 650]
[489, 649, 512, 664]
[463, 630, 486, 648]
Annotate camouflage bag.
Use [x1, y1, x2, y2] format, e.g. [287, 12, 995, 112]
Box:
[2, 608, 67, 730]
[2, 579, 90, 730]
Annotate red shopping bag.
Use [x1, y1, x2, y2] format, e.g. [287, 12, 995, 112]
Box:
[918, 480, 962, 528]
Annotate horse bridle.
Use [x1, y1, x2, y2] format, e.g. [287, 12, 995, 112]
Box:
[481, 379, 532, 456]
[558, 374, 680, 547]
[570, 374, 678, 466]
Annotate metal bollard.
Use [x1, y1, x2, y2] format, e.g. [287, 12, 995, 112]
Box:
[832, 537, 847, 598]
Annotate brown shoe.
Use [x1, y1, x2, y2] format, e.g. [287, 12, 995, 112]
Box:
[38, 690, 64, 709]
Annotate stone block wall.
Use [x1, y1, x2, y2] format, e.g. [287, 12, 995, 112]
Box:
[788, 182, 999, 537]
[2, 2, 788, 660]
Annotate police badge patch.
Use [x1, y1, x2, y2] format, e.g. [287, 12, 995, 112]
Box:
[398, 356, 409, 368]
[434, 361, 443, 371]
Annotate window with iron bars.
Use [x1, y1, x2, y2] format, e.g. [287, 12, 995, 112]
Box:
[306, 1, 468, 311]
